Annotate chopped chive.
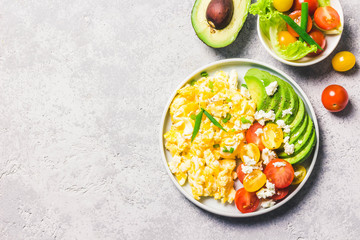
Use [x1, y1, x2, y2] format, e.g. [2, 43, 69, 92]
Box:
[241, 84, 248, 89]
[231, 128, 235, 132]
[280, 14, 323, 50]
[299, 2, 308, 42]
[190, 114, 196, 120]
[213, 144, 220, 148]
[202, 108, 227, 132]
[209, 81, 214, 92]
[241, 116, 251, 124]
[222, 147, 229, 153]
[225, 98, 232, 102]
[191, 109, 204, 142]
[201, 71, 208, 77]
[189, 79, 196, 86]
[229, 147, 234, 153]
[222, 113, 232, 123]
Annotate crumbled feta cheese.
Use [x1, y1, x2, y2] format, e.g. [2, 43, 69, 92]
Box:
[283, 125, 291, 134]
[273, 161, 286, 167]
[240, 86, 251, 99]
[293, 132, 299, 138]
[265, 81, 278, 96]
[254, 110, 275, 125]
[255, 128, 263, 136]
[283, 136, 290, 143]
[234, 119, 251, 131]
[262, 148, 277, 165]
[242, 165, 258, 174]
[284, 142, 295, 155]
[228, 70, 238, 90]
[282, 108, 293, 118]
[276, 120, 291, 134]
[261, 200, 276, 209]
[256, 180, 276, 199]
[298, 140, 303, 144]
[243, 155, 256, 166]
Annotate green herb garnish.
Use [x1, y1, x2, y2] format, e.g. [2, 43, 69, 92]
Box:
[241, 116, 251, 124]
[209, 81, 214, 92]
[191, 109, 204, 142]
[241, 84, 248, 89]
[202, 108, 227, 132]
[225, 98, 232, 102]
[189, 79, 196, 86]
[201, 71, 208, 77]
[299, 2, 308, 42]
[222, 113, 232, 123]
[280, 14, 323, 50]
[231, 129, 235, 132]
[213, 144, 220, 148]
[222, 147, 234, 153]
[190, 114, 196, 120]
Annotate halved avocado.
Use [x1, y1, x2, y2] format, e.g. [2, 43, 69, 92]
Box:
[191, 0, 251, 48]
[285, 131, 316, 165]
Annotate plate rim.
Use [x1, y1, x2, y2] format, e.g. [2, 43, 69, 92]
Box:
[159, 58, 319, 217]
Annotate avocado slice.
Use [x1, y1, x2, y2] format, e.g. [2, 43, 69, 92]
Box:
[244, 69, 274, 110]
[281, 84, 299, 125]
[191, 0, 251, 48]
[289, 99, 305, 133]
[265, 78, 289, 114]
[285, 131, 316, 165]
[288, 114, 309, 145]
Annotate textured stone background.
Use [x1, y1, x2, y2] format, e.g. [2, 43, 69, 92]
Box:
[0, 0, 359, 239]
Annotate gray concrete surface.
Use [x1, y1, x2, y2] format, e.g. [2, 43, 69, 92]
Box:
[0, 0, 359, 239]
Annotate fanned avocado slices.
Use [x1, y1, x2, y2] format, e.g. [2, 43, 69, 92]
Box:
[286, 131, 317, 165]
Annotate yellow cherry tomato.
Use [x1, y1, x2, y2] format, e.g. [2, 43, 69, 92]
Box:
[240, 143, 260, 163]
[332, 51, 356, 72]
[273, 0, 293, 12]
[243, 169, 267, 192]
[291, 165, 307, 185]
[278, 31, 297, 48]
[261, 123, 284, 150]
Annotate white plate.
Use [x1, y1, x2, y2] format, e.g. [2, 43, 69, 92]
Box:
[257, 0, 344, 67]
[159, 59, 319, 217]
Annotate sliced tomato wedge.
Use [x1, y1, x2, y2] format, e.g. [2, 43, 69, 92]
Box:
[264, 159, 294, 189]
[271, 187, 289, 200]
[314, 6, 340, 30]
[236, 164, 246, 184]
[234, 188, 260, 213]
[246, 122, 265, 151]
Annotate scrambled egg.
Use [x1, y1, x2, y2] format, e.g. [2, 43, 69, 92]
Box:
[164, 70, 256, 203]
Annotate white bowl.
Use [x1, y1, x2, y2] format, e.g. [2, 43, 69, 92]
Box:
[257, 0, 344, 67]
[159, 58, 320, 217]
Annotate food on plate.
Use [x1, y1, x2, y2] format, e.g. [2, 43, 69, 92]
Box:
[164, 68, 316, 213]
[321, 84, 349, 112]
[332, 51, 356, 72]
[191, 0, 251, 48]
[250, 0, 342, 61]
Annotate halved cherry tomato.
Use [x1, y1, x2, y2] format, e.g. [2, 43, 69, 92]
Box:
[278, 31, 297, 48]
[246, 123, 265, 151]
[236, 164, 246, 184]
[261, 123, 284, 150]
[314, 6, 340, 30]
[271, 187, 289, 200]
[264, 159, 294, 189]
[292, 0, 319, 16]
[321, 85, 349, 112]
[243, 169, 267, 192]
[235, 188, 260, 213]
[292, 165, 307, 185]
[307, 29, 326, 56]
[240, 143, 260, 164]
[287, 10, 312, 37]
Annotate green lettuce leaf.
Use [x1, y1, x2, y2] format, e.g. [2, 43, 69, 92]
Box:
[318, 0, 330, 7]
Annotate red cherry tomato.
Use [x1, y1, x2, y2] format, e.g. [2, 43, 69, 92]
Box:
[234, 188, 260, 213]
[271, 187, 290, 200]
[236, 164, 246, 184]
[246, 122, 265, 151]
[287, 10, 313, 37]
[307, 29, 326, 56]
[264, 159, 294, 189]
[292, 0, 319, 16]
[321, 85, 349, 112]
[314, 6, 341, 30]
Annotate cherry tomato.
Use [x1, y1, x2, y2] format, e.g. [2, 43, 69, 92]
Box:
[264, 159, 294, 189]
[261, 123, 284, 150]
[314, 6, 340, 30]
[240, 143, 260, 164]
[246, 122, 265, 151]
[278, 31, 297, 48]
[332, 51, 356, 72]
[307, 29, 326, 57]
[235, 188, 260, 213]
[271, 187, 289, 200]
[321, 85, 349, 112]
[292, 0, 319, 16]
[273, 0, 293, 12]
[287, 10, 312, 37]
[236, 164, 246, 184]
[292, 165, 307, 185]
[243, 169, 267, 192]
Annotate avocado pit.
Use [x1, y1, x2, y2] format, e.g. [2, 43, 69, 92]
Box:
[206, 0, 234, 30]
